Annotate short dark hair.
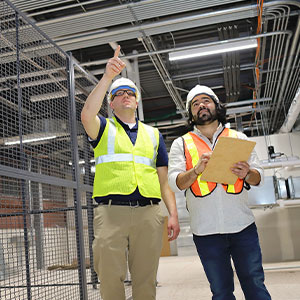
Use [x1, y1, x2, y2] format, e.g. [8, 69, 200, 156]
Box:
[186, 96, 227, 131]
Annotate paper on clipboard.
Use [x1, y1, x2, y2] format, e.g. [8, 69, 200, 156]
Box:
[200, 137, 256, 185]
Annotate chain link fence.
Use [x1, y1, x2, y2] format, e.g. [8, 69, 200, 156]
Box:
[0, 0, 132, 299]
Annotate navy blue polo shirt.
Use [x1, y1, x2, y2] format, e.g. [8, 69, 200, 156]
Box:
[90, 115, 168, 203]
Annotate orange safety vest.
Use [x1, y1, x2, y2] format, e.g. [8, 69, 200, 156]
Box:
[183, 128, 244, 197]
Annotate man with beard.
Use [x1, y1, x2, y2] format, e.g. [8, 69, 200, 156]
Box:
[168, 85, 271, 300]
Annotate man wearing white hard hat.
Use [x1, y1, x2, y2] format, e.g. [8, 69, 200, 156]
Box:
[168, 85, 271, 300]
[81, 46, 179, 300]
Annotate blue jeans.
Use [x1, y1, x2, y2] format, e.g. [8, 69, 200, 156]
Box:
[193, 223, 271, 300]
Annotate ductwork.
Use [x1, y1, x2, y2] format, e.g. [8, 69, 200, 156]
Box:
[279, 87, 300, 133]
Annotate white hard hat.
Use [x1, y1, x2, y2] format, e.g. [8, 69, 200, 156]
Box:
[107, 77, 141, 103]
[186, 85, 219, 111]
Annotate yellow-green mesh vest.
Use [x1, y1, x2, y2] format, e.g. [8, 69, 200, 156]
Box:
[92, 117, 161, 199]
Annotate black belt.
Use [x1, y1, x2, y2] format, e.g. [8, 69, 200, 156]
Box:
[97, 199, 159, 207]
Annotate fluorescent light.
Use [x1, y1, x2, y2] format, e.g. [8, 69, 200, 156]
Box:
[169, 39, 258, 61]
[260, 156, 300, 169]
[4, 135, 57, 145]
[68, 159, 95, 166]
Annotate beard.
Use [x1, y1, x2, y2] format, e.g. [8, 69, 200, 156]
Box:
[193, 107, 217, 125]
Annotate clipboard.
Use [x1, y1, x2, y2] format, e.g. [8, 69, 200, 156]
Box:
[200, 137, 256, 184]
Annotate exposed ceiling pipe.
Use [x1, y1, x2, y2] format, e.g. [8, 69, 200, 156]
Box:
[260, 8, 288, 136]
[270, 14, 300, 131]
[2, 2, 296, 60]
[33, 0, 251, 30]
[172, 64, 254, 81]
[27, 0, 107, 17]
[264, 7, 290, 102]
[225, 97, 272, 107]
[80, 31, 292, 67]
[284, 42, 300, 105]
[140, 37, 187, 117]
[33, 1, 299, 47]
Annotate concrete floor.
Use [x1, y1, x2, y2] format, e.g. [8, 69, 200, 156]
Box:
[156, 246, 300, 300]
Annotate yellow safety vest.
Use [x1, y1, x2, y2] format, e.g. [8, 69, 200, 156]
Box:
[183, 128, 244, 197]
[92, 117, 161, 199]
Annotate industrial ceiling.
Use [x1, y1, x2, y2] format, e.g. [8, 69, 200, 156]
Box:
[6, 0, 300, 149]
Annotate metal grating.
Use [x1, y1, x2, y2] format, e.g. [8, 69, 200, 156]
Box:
[0, 1, 133, 299]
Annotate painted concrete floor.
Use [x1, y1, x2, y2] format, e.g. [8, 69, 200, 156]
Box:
[156, 246, 300, 300]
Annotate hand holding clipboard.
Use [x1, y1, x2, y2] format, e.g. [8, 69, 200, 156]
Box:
[200, 137, 256, 184]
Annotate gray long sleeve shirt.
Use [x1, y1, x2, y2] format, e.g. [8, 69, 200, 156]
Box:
[168, 125, 263, 236]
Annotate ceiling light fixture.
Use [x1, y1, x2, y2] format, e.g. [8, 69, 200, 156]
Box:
[169, 39, 258, 61]
[4, 135, 57, 145]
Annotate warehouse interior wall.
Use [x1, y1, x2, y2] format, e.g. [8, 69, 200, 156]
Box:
[249, 132, 300, 263]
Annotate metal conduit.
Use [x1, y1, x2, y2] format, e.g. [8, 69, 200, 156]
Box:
[37, 1, 300, 42]
[41, 13, 253, 47]
[27, 0, 107, 17]
[140, 37, 187, 116]
[1, 3, 261, 53]
[80, 31, 292, 67]
[265, 6, 290, 107]
[34, 0, 242, 29]
[270, 15, 300, 131]
[261, 8, 288, 134]
[6, 1, 299, 53]
[31, 3, 257, 42]
[263, 13, 279, 101]
[285, 43, 300, 104]
[57, 12, 284, 52]
[9, 0, 73, 12]
[276, 14, 300, 104]
[172, 64, 254, 81]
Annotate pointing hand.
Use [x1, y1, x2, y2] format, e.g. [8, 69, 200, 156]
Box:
[105, 45, 126, 79]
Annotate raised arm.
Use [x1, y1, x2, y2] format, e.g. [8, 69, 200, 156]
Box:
[81, 46, 125, 139]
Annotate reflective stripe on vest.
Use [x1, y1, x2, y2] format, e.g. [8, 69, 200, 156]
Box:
[95, 153, 155, 168]
[95, 118, 156, 168]
[184, 133, 213, 196]
[183, 128, 244, 197]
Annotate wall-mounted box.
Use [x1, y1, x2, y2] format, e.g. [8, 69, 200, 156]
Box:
[248, 176, 277, 206]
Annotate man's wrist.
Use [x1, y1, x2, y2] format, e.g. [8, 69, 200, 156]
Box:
[193, 166, 200, 176]
[245, 170, 251, 182]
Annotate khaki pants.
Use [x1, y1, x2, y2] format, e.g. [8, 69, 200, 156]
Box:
[93, 203, 165, 300]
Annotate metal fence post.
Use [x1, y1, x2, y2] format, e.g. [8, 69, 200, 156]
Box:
[15, 10, 32, 300]
[67, 52, 88, 300]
